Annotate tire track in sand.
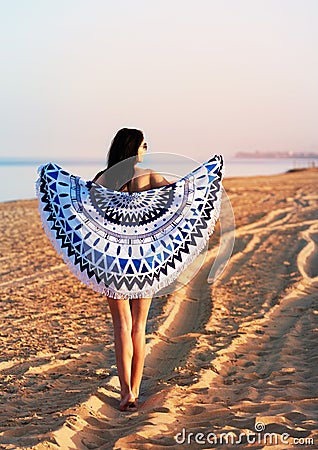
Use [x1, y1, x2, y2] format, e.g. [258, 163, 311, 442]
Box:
[108, 202, 318, 448]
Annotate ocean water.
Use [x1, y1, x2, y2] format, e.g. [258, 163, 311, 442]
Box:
[0, 157, 315, 203]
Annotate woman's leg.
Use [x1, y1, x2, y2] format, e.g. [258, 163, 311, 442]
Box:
[130, 297, 152, 400]
[106, 297, 135, 410]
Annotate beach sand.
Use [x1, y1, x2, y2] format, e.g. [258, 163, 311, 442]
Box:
[0, 169, 317, 449]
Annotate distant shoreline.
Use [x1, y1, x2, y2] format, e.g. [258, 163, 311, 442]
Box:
[0, 158, 316, 203]
[235, 152, 318, 159]
[1, 167, 317, 204]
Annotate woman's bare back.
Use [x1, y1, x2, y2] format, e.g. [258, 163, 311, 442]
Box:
[95, 167, 171, 192]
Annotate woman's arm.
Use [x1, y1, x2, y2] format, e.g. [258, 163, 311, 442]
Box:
[150, 170, 172, 188]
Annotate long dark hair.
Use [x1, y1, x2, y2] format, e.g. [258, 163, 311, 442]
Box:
[93, 128, 144, 191]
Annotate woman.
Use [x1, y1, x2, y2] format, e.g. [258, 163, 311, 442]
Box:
[37, 128, 223, 411]
[93, 128, 171, 411]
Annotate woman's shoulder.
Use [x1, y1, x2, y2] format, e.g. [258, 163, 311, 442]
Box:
[93, 169, 107, 184]
[134, 167, 152, 175]
[137, 167, 163, 177]
[137, 167, 169, 182]
[149, 169, 172, 187]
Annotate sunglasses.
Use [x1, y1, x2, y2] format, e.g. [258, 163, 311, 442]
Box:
[142, 142, 148, 150]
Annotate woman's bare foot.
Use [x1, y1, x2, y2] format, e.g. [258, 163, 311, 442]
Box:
[128, 398, 138, 408]
[119, 392, 136, 411]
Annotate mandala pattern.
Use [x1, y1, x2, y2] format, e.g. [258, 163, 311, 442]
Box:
[36, 155, 223, 299]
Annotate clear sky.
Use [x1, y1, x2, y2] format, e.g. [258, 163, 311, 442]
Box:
[1, 0, 317, 161]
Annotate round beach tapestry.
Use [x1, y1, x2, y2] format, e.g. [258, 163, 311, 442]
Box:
[36, 154, 223, 299]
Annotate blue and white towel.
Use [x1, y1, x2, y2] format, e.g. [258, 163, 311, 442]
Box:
[36, 155, 223, 299]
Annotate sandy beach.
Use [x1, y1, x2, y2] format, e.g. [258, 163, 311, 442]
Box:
[0, 169, 317, 449]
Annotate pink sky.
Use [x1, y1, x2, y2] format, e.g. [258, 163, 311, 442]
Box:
[1, 0, 317, 161]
